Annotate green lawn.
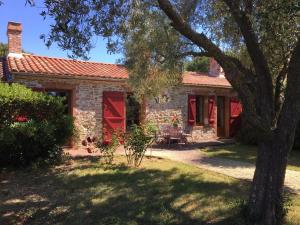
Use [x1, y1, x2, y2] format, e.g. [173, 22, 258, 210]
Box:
[202, 144, 300, 172]
[0, 156, 299, 225]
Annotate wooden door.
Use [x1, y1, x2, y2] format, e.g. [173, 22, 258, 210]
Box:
[217, 96, 225, 137]
[208, 96, 216, 126]
[103, 91, 125, 144]
[229, 97, 242, 137]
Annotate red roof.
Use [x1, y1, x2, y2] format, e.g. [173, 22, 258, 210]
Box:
[182, 71, 231, 88]
[6, 54, 232, 88]
[1, 57, 10, 81]
[8, 54, 128, 79]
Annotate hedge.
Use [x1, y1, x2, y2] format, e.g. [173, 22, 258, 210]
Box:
[0, 83, 74, 167]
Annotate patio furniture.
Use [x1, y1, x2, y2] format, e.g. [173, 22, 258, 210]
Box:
[159, 125, 189, 145]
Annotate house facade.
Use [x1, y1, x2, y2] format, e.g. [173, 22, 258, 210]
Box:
[1, 22, 242, 146]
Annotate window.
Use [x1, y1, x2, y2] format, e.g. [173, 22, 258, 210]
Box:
[196, 96, 204, 125]
[46, 90, 71, 115]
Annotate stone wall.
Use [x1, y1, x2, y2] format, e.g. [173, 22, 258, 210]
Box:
[14, 75, 127, 145]
[145, 86, 219, 141]
[14, 74, 235, 144]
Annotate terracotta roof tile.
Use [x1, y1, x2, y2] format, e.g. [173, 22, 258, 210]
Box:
[7, 54, 232, 88]
[182, 71, 231, 88]
[8, 54, 128, 79]
[1, 57, 11, 82]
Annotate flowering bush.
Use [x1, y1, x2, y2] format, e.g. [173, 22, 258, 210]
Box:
[171, 114, 180, 127]
[97, 135, 120, 165]
[81, 136, 98, 153]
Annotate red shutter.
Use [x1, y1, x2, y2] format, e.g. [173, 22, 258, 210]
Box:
[208, 96, 216, 126]
[188, 95, 196, 125]
[103, 91, 125, 144]
[229, 97, 242, 137]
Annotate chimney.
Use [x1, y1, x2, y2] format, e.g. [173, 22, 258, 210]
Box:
[7, 22, 22, 56]
[209, 58, 224, 77]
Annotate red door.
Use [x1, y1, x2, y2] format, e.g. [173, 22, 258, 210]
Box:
[103, 91, 125, 144]
[208, 96, 216, 126]
[188, 95, 196, 125]
[229, 97, 242, 137]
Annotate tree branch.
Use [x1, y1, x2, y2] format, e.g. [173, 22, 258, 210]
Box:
[277, 37, 300, 132]
[222, 0, 272, 81]
[176, 51, 211, 58]
[274, 64, 288, 122]
[157, 0, 270, 133]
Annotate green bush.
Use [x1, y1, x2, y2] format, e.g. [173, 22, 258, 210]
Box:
[97, 134, 120, 165]
[237, 115, 300, 151]
[124, 122, 157, 167]
[236, 119, 260, 145]
[0, 83, 74, 167]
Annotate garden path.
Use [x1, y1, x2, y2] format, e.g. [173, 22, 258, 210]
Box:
[146, 147, 300, 195]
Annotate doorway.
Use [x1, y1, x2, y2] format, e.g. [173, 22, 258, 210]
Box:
[126, 94, 140, 131]
[217, 96, 225, 137]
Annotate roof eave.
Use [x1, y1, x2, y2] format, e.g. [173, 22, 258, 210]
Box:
[11, 71, 128, 82]
[182, 83, 232, 89]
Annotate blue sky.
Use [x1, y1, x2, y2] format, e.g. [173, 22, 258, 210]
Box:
[0, 0, 122, 63]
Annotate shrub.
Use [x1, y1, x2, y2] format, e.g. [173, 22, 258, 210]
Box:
[97, 134, 120, 165]
[0, 83, 74, 167]
[238, 115, 300, 151]
[124, 122, 157, 167]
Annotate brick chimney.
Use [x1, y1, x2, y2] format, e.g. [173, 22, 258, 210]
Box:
[209, 58, 224, 77]
[7, 22, 22, 56]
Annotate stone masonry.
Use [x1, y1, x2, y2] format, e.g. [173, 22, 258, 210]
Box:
[14, 75, 127, 145]
[145, 85, 233, 140]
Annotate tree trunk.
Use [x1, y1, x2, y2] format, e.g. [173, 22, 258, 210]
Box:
[248, 128, 295, 225]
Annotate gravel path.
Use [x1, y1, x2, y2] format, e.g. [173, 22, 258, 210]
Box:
[146, 148, 300, 194]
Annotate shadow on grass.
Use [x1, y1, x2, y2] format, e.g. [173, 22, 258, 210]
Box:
[0, 157, 249, 225]
[202, 143, 300, 171]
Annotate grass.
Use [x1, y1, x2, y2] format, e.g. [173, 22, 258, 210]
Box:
[202, 143, 300, 172]
[0, 156, 299, 225]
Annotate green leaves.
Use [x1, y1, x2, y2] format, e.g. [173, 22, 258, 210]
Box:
[185, 57, 209, 72]
[0, 83, 74, 168]
[0, 42, 7, 57]
[124, 122, 157, 167]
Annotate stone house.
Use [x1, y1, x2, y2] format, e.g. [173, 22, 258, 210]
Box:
[1, 22, 242, 145]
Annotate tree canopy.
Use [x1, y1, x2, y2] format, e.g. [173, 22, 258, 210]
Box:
[185, 57, 209, 72]
[38, 1, 299, 103]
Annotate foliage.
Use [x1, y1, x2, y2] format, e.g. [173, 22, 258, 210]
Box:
[0, 83, 74, 167]
[238, 118, 300, 152]
[184, 57, 209, 72]
[0, 42, 7, 57]
[124, 122, 157, 167]
[97, 134, 120, 165]
[171, 114, 180, 127]
[236, 117, 260, 145]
